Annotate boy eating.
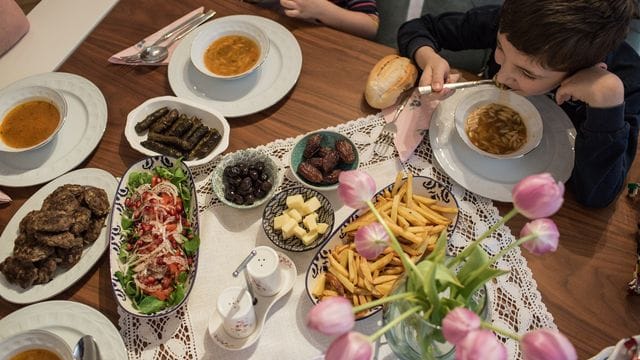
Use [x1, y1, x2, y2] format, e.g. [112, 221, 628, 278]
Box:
[398, 0, 640, 207]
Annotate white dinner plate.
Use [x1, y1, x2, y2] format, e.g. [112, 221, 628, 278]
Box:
[0, 168, 117, 304]
[0, 72, 108, 187]
[0, 300, 127, 360]
[168, 15, 302, 118]
[429, 85, 576, 202]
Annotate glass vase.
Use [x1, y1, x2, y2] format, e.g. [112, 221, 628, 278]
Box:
[382, 277, 489, 360]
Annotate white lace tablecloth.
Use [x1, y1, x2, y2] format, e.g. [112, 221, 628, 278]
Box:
[118, 113, 556, 359]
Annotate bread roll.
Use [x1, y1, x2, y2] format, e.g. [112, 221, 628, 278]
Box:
[365, 55, 418, 109]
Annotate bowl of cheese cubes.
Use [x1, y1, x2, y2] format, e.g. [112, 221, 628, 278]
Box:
[262, 187, 335, 252]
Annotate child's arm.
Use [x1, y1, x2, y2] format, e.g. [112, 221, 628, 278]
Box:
[558, 47, 640, 207]
[398, 6, 500, 91]
[280, 0, 379, 39]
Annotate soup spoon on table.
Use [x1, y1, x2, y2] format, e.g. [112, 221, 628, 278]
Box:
[122, 10, 216, 64]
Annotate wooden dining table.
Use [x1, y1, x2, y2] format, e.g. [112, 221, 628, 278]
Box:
[1, 0, 639, 358]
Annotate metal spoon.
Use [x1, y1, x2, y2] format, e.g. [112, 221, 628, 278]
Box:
[72, 335, 99, 360]
[136, 10, 215, 64]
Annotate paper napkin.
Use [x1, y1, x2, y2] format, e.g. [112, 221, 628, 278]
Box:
[0, 189, 11, 204]
[108, 7, 204, 66]
[381, 83, 457, 162]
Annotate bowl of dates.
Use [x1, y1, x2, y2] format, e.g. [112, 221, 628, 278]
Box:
[290, 131, 359, 191]
[125, 96, 230, 167]
[211, 149, 283, 209]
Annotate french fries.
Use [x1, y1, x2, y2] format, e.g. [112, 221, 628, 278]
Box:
[312, 171, 459, 316]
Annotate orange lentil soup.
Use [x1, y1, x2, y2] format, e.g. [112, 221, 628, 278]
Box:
[11, 349, 62, 360]
[0, 100, 60, 149]
[204, 35, 260, 76]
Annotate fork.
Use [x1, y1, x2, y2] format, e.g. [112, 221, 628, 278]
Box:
[117, 11, 209, 62]
[373, 92, 411, 156]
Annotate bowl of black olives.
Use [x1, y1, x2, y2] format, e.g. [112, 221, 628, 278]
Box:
[211, 149, 283, 209]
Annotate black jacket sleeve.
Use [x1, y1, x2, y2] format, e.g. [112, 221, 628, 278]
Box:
[566, 42, 640, 207]
[397, 5, 501, 61]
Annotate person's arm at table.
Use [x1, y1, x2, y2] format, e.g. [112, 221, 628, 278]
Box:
[562, 42, 640, 207]
[280, 0, 379, 39]
[397, 5, 500, 89]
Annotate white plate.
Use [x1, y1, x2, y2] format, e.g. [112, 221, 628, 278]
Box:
[209, 251, 296, 350]
[168, 15, 302, 118]
[0, 168, 117, 304]
[0, 300, 127, 360]
[125, 96, 230, 167]
[0, 72, 107, 187]
[429, 85, 576, 202]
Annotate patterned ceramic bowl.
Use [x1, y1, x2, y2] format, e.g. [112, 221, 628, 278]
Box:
[108, 156, 199, 318]
[305, 176, 459, 320]
[262, 187, 335, 252]
[211, 149, 283, 209]
[290, 130, 359, 191]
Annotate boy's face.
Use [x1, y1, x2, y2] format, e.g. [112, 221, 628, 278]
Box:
[494, 33, 567, 95]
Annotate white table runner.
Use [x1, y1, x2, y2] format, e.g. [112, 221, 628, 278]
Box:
[118, 112, 556, 359]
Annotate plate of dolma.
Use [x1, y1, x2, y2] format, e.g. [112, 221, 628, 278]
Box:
[125, 96, 230, 167]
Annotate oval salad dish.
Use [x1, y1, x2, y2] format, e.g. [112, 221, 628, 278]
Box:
[108, 156, 200, 317]
[305, 175, 459, 320]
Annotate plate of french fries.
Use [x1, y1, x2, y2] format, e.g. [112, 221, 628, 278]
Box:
[305, 172, 459, 319]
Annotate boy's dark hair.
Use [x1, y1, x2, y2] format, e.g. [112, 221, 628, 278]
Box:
[499, 0, 639, 73]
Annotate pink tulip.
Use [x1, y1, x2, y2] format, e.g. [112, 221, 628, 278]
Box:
[512, 173, 564, 219]
[520, 219, 560, 255]
[306, 297, 355, 336]
[456, 330, 508, 360]
[325, 331, 372, 360]
[521, 329, 577, 360]
[442, 307, 481, 345]
[354, 222, 390, 259]
[338, 170, 377, 209]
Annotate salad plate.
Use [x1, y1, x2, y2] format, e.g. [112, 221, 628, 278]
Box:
[168, 15, 302, 118]
[0, 168, 117, 304]
[429, 85, 576, 202]
[0, 72, 107, 187]
[108, 156, 200, 317]
[305, 176, 458, 320]
[208, 251, 296, 351]
[0, 300, 127, 360]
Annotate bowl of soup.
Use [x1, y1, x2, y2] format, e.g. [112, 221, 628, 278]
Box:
[0, 329, 73, 360]
[190, 19, 270, 80]
[454, 88, 543, 159]
[0, 86, 67, 153]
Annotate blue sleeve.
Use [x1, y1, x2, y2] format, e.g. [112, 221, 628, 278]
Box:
[397, 5, 501, 61]
[568, 42, 640, 207]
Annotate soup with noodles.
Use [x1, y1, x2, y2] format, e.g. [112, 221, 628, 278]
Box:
[204, 35, 260, 76]
[464, 103, 526, 155]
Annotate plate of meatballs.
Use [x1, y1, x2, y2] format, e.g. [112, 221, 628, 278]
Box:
[0, 168, 117, 304]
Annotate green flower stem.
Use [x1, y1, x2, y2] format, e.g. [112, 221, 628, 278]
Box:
[366, 200, 425, 284]
[488, 233, 538, 266]
[481, 321, 521, 341]
[449, 208, 519, 267]
[352, 292, 415, 313]
[368, 305, 422, 342]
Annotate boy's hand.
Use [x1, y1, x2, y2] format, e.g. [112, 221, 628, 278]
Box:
[555, 63, 624, 108]
[414, 46, 452, 92]
[280, 0, 327, 20]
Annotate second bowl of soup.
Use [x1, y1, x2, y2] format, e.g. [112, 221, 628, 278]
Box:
[190, 19, 270, 80]
[454, 87, 543, 159]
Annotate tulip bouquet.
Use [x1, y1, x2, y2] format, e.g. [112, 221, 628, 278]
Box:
[307, 170, 577, 360]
